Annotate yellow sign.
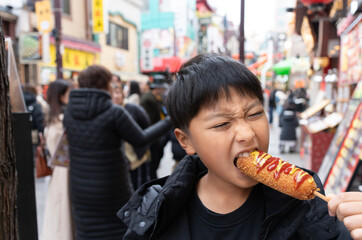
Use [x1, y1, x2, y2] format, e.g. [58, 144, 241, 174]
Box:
[41, 45, 99, 71]
[92, 0, 104, 33]
[35, 1, 52, 33]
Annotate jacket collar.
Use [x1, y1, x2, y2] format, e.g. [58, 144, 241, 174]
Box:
[67, 88, 112, 120]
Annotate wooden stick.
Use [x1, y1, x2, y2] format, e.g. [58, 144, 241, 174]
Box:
[314, 191, 330, 202]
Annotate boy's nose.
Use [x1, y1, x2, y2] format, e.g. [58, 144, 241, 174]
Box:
[235, 121, 256, 143]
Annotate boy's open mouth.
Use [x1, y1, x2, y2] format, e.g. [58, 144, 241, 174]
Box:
[233, 149, 258, 167]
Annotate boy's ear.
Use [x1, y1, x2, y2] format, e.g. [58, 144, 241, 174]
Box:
[174, 128, 196, 155]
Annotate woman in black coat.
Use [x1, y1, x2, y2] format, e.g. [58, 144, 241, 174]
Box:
[63, 65, 171, 240]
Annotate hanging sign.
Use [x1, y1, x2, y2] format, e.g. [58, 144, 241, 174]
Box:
[92, 0, 104, 33]
[35, 0, 52, 33]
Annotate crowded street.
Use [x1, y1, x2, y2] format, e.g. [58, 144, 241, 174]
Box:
[1, 0, 361, 239]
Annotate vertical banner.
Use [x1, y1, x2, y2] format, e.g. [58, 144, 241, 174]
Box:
[42, 33, 51, 63]
[35, 0, 52, 33]
[141, 31, 154, 71]
[92, 0, 104, 33]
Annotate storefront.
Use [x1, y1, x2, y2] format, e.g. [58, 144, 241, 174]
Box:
[39, 35, 101, 84]
[318, 82, 361, 194]
[317, 13, 362, 194]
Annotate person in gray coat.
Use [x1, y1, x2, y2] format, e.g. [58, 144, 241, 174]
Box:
[63, 65, 172, 240]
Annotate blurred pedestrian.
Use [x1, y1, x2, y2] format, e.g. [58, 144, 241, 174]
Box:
[279, 99, 299, 153]
[140, 81, 150, 95]
[36, 84, 49, 114]
[22, 83, 45, 152]
[63, 65, 171, 240]
[268, 88, 277, 124]
[140, 74, 169, 179]
[275, 89, 287, 116]
[126, 80, 142, 105]
[41, 79, 74, 240]
[110, 81, 152, 190]
[294, 87, 308, 115]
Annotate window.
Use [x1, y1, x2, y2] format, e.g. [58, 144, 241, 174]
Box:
[62, 0, 70, 15]
[106, 22, 128, 50]
[49, 0, 71, 15]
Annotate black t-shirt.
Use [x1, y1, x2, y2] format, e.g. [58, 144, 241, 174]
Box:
[186, 184, 266, 240]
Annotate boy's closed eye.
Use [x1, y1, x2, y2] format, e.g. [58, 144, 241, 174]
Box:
[213, 122, 230, 129]
[248, 111, 264, 119]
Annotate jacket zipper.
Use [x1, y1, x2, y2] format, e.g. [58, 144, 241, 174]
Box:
[261, 199, 299, 240]
[150, 185, 169, 240]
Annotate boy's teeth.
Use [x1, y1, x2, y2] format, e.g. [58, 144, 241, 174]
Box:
[238, 152, 250, 158]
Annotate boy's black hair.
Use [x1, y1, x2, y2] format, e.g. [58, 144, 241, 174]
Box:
[166, 53, 264, 132]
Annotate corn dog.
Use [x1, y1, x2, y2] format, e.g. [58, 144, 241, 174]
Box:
[236, 151, 317, 200]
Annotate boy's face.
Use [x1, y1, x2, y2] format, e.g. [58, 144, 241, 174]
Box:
[175, 89, 269, 189]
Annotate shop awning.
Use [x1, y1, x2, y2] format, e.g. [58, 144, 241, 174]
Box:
[272, 59, 292, 75]
[50, 35, 101, 53]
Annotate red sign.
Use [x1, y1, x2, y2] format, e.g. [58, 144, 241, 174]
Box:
[300, 0, 333, 6]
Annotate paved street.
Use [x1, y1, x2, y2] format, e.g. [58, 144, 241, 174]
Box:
[35, 113, 305, 235]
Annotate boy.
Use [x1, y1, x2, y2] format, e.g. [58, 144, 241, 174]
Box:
[118, 54, 362, 239]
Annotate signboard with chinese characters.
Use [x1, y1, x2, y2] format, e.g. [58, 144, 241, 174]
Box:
[35, 0, 52, 33]
[141, 37, 154, 71]
[92, 0, 104, 33]
[40, 45, 99, 71]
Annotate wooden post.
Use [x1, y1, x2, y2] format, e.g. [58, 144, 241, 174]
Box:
[0, 21, 19, 240]
[54, 0, 63, 79]
[239, 0, 245, 63]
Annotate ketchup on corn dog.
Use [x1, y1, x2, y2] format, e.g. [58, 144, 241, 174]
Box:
[236, 151, 317, 200]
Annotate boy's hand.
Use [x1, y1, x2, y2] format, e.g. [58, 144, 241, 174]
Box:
[328, 192, 362, 240]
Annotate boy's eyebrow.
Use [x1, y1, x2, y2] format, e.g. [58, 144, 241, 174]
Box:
[244, 100, 263, 112]
[204, 112, 236, 121]
[204, 100, 262, 120]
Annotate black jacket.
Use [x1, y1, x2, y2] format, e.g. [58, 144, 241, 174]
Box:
[23, 91, 44, 133]
[63, 89, 171, 240]
[118, 155, 351, 240]
[124, 103, 151, 159]
[279, 109, 299, 141]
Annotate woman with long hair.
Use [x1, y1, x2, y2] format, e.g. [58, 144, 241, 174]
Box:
[41, 79, 74, 240]
[127, 80, 142, 104]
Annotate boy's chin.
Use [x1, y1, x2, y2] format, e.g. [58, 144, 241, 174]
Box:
[236, 172, 259, 188]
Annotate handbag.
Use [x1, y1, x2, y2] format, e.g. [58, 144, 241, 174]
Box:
[124, 142, 151, 170]
[36, 132, 52, 178]
[51, 130, 70, 168]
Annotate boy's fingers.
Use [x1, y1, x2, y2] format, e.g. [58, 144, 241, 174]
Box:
[336, 202, 362, 222]
[328, 192, 362, 216]
[326, 194, 337, 216]
[351, 228, 362, 240]
[342, 214, 362, 232]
